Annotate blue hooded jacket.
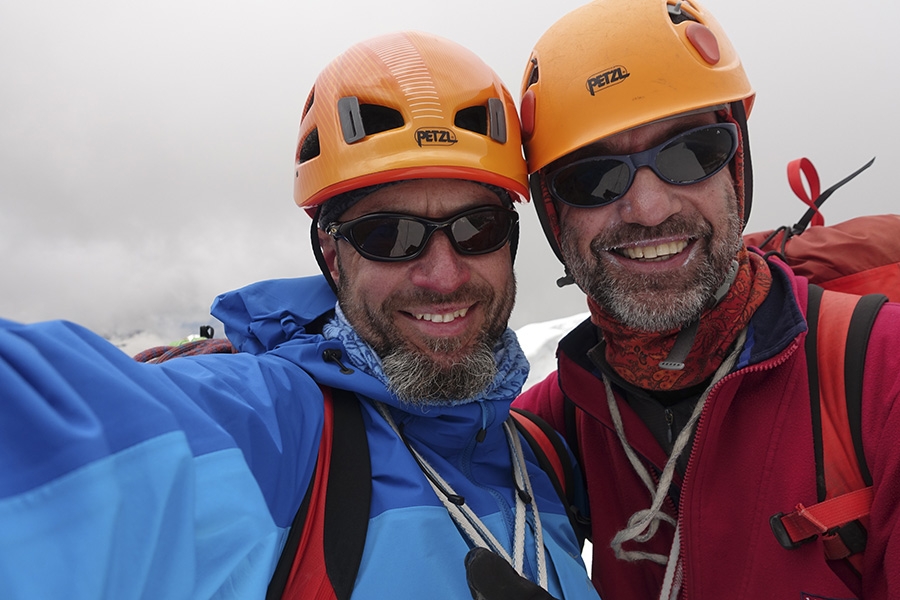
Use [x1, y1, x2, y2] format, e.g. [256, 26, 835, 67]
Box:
[0, 275, 596, 599]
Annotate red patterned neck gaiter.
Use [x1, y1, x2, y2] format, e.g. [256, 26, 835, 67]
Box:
[588, 249, 772, 391]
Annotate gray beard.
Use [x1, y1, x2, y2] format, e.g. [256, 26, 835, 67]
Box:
[380, 337, 498, 406]
[560, 203, 743, 332]
[563, 240, 726, 331]
[334, 256, 513, 407]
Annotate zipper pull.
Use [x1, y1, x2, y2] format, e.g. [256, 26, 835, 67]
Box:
[665, 408, 675, 445]
[322, 348, 354, 374]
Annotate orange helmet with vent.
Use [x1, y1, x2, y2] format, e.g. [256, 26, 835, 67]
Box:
[520, 0, 756, 263]
[294, 31, 528, 217]
[520, 0, 753, 173]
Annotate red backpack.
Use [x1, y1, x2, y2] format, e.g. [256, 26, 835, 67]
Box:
[744, 157, 900, 301]
[744, 157, 893, 592]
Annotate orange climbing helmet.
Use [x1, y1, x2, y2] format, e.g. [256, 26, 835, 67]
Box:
[294, 31, 529, 217]
[520, 0, 756, 263]
[520, 0, 754, 173]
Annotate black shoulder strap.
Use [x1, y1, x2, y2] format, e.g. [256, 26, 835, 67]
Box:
[562, 395, 591, 540]
[266, 387, 371, 600]
[324, 388, 371, 600]
[843, 293, 887, 487]
[805, 284, 827, 497]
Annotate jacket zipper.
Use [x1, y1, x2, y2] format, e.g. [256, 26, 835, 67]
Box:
[674, 338, 802, 599]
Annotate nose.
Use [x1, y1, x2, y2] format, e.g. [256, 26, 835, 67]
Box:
[616, 167, 681, 227]
[408, 230, 470, 293]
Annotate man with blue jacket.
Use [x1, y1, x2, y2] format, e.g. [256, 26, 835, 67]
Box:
[0, 32, 596, 599]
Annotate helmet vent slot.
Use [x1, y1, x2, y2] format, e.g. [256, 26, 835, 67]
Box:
[455, 106, 488, 136]
[455, 101, 507, 143]
[526, 58, 539, 87]
[302, 88, 315, 118]
[338, 96, 404, 144]
[359, 104, 404, 135]
[297, 129, 320, 164]
[668, 1, 699, 25]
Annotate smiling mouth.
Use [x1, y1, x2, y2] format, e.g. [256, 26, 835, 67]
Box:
[413, 307, 469, 323]
[616, 239, 689, 261]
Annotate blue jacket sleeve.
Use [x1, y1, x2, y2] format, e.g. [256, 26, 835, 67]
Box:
[0, 318, 324, 599]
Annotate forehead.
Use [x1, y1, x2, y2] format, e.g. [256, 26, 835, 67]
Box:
[342, 178, 504, 220]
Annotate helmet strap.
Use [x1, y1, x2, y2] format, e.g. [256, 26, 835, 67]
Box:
[310, 206, 340, 294]
[658, 259, 738, 370]
[530, 173, 576, 288]
[729, 100, 753, 226]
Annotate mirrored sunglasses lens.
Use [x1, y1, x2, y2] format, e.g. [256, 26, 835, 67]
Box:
[553, 159, 631, 206]
[451, 210, 514, 253]
[351, 217, 427, 258]
[656, 127, 734, 183]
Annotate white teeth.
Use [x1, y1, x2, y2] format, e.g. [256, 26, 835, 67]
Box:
[414, 307, 469, 323]
[621, 240, 688, 260]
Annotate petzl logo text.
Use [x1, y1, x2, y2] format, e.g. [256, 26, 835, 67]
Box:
[586, 66, 630, 96]
[415, 128, 458, 147]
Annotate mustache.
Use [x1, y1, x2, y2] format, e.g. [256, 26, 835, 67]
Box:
[588, 215, 713, 253]
[381, 282, 495, 311]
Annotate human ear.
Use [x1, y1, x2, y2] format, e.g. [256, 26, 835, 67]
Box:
[317, 229, 341, 286]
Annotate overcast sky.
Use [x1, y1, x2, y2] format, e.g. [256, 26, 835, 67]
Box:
[2, 0, 897, 347]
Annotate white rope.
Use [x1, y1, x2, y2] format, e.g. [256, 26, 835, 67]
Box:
[607, 329, 748, 571]
[375, 402, 548, 589]
[504, 419, 548, 589]
[658, 523, 683, 600]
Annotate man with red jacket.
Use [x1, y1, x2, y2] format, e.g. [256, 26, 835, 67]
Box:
[514, 0, 900, 598]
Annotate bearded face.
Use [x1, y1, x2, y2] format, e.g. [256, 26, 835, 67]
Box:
[337, 265, 515, 404]
[323, 179, 517, 405]
[559, 170, 743, 332]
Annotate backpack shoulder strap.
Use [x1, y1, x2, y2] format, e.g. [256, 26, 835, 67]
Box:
[268, 386, 372, 600]
[770, 285, 887, 572]
[323, 388, 371, 599]
[510, 407, 589, 542]
[510, 408, 572, 501]
[812, 287, 886, 496]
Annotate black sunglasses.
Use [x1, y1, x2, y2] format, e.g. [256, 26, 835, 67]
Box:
[546, 123, 739, 207]
[325, 205, 519, 262]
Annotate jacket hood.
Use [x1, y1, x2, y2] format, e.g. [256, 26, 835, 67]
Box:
[211, 276, 337, 355]
[210, 275, 390, 401]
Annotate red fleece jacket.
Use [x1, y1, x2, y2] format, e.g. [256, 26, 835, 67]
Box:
[516, 260, 900, 599]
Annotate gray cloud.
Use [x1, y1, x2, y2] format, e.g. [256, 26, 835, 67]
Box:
[1, 0, 897, 347]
